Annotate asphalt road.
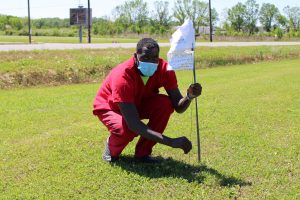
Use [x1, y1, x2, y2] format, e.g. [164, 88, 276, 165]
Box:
[1, 42, 300, 51]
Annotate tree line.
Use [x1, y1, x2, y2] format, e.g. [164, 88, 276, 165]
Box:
[1, 0, 300, 38]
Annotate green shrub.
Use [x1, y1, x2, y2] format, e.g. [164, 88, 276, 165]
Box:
[273, 28, 284, 40]
[52, 29, 60, 37]
[68, 32, 75, 37]
[18, 29, 29, 36]
[5, 29, 14, 35]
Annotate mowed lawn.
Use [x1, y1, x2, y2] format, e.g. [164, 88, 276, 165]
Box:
[0, 59, 299, 199]
[0, 35, 169, 44]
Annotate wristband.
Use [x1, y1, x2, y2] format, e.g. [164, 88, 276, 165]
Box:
[186, 93, 193, 101]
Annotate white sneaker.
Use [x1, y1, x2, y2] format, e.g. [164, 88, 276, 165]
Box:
[102, 137, 119, 162]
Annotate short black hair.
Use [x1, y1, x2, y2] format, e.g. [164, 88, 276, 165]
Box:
[136, 38, 160, 54]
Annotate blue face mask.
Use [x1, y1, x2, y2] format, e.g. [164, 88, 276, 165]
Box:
[137, 61, 158, 77]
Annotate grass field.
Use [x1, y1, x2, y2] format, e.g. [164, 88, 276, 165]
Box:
[0, 59, 299, 199]
[1, 35, 300, 44]
[2, 46, 300, 73]
[0, 35, 170, 44]
[1, 45, 300, 89]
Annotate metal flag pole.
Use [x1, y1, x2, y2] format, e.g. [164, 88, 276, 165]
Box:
[192, 42, 201, 162]
[167, 19, 201, 162]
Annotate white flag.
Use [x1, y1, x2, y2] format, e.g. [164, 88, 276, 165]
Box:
[167, 19, 195, 71]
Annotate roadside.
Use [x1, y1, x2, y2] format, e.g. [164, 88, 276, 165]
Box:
[1, 42, 300, 51]
[1, 45, 300, 89]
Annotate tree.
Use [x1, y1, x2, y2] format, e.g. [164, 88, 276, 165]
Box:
[173, 0, 218, 33]
[259, 3, 280, 32]
[152, 1, 171, 27]
[93, 18, 110, 35]
[149, 1, 172, 35]
[244, 0, 259, 34]
[113, 0, 149, 34]
[209, 8, 219, 27]
[173, 0, 188, 24]
[0, 15, 7, 30]
[33, 18, 46, 29]
[283, 6, 300, 31]
[193, 1, 217, 31]
[227, 2, 246, 32]
[276, 14, 288, 31]
[32, 18, 67, 28]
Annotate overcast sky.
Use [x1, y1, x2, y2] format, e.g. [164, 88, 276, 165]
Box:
[0, 0, 299, 19]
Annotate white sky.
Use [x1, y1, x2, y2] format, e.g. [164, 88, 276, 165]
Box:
[0, 0, 299, 19]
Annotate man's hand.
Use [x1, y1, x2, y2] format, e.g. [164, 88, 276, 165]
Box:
[187, 83, 202, 99]
[171, 137, 192, 154]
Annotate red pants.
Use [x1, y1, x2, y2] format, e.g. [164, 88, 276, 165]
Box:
[96, 94, 174, 157]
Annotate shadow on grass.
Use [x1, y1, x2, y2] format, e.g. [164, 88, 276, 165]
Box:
[113, 156, 252, 187]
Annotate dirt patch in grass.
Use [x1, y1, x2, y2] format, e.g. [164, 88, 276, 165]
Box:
[0, 66, 111, 89]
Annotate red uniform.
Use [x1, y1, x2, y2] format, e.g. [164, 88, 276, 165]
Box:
[93, 56, 178, 157]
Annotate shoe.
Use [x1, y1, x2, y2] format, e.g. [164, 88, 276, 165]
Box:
[134, 156, 161, 164]
[102, 137, 119, 162]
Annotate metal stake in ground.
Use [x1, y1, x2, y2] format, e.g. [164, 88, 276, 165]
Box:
[192, 42, 201, 162]
[167, 19, 201, 162]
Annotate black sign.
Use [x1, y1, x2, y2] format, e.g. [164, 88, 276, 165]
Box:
[70, 8, 92, 26]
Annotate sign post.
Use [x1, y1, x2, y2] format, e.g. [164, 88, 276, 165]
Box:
[70, 6, 92, 43]
[79, 25, 83, 43]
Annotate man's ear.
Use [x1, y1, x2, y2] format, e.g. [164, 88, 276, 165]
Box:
[134, 53, 139, 67]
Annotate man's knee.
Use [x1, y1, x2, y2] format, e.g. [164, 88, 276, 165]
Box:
[97, 113, 136, 141]
[112, 119, 137, 141]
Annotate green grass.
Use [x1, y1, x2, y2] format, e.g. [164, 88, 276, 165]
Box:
[1, 45, 300, 88]
[0, 35, 169, 44]
[1, 59, 299, 199]
[2, 34, 300, 44]
[1, 46, 300, 73]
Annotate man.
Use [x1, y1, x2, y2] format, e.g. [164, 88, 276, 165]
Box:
[93, 38, 202, 163]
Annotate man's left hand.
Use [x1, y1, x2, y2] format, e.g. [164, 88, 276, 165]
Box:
[187, 83, 202, 99]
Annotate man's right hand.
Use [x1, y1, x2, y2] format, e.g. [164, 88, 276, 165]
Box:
[171, 137, 192, 154]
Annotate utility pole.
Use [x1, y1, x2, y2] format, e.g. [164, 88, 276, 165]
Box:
[87, 0, 91, 43]
[209, 0, 213, 42]
[27, 0, 32, 44]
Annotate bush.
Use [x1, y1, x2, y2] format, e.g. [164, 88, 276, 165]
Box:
[214, 28, 224, 36]
[68, 32, 75, 37]
[295, 31, 300, 38]
[52, 29, 60, 37]
[5, 30, 14, 35]
[273, 28, 284, 40]
[18, 29, 29, 36]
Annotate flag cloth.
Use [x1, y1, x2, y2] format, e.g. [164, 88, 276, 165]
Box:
[167, 19, 195, 71]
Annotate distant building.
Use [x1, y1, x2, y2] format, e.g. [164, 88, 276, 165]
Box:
[257, 26, 264, 32]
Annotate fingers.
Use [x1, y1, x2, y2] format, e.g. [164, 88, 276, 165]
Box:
[192, 83, 202, 95]
[188, 83, 202, 97]
[173, 137, 192, 154]
[185, 140, 192, 154]
[182, 137, 192, 154]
